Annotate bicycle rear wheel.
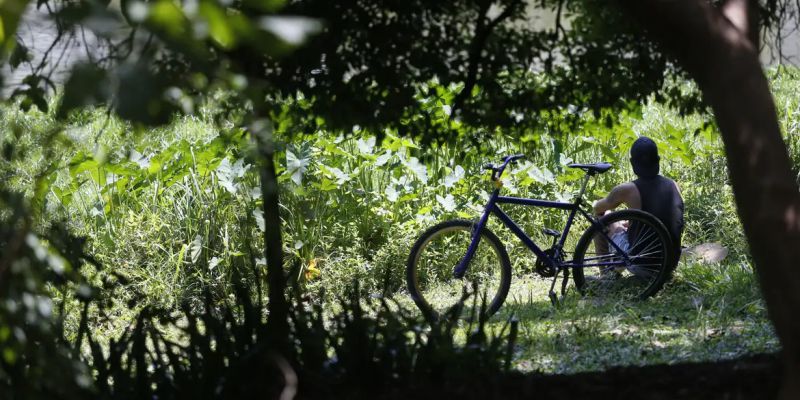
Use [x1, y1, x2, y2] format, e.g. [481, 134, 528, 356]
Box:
[406, 220, 511, 322]
[572, 209, 675, 300]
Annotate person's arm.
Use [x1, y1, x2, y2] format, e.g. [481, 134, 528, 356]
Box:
[593, 182, 638, 216]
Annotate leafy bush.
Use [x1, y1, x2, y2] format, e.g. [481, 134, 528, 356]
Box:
[0, 190, 96, 398]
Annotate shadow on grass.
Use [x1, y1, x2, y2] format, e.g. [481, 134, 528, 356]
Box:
[470, 269, 778, 374]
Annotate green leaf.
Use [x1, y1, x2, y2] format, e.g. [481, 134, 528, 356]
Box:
[0, 0, 30, 53]
[398, 193, 417, 202]
[317, 178, 337, 191]
[199, 1, 236, 49]
[8, 42, 30, 68]
[435, 194, 456, 212]
[189, 235, 203, 263]
[243, 0, 285, 12]
[70, 156, 95, 174]
[148, 0, 187, 36]
[52, 186, 74, 207]
[32, 170, 57, 213]
[176, 243, 188, 268]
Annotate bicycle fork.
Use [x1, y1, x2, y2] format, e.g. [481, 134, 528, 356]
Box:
[453, 190, 498, 279]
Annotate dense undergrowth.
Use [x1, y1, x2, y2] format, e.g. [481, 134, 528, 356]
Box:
[3, 69, 800, 396]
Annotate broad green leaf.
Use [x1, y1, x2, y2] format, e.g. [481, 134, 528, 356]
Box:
[356, 136, 376, 154]
[148, 0, 187, 37]
[0, 0, 30, 52]
[375, 151, 392, 166]
[443, 165, 464, 188]
[317, 178, 337, 191]
[52, 186, 74, 207]
[31, 170, 56, 214]
[436, 194, 456, 212]
[216, 157, 246, 194]
[457, 211, 473, 219]
[400, 138, 419, 149]
[286, 149, 309, 185]
[253, 209, 265, 232]
[318, 164, 350, 185]
[189, 235, 203, 263]
[199, 1, 236, 49]
[404, 157, 428, 183]
[385, 185, 398, 202]
[398, 193, 417, 202]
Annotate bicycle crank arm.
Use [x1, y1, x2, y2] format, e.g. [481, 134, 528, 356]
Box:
[548, 270, 561, 307]
[548, 290, 559, 308]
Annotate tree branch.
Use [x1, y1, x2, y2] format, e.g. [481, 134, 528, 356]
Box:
[451, 0, 522, 116]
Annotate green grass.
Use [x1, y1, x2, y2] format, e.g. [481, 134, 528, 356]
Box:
[403, 258, 777, 374]
[6, 70, 800, 376]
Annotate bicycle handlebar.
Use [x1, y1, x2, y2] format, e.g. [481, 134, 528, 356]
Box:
[486, 154, 525, 181]
[503, 154, 525, 163]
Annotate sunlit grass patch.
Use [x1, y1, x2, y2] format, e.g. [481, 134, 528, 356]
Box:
[417, 259, 778, 374]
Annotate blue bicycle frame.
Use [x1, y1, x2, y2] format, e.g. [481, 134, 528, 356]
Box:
[453, 157, 630, 279]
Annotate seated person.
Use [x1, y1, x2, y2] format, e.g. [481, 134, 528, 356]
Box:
[592, 136, 685, 277]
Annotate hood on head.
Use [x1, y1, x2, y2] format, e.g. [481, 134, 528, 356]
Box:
[630, 136, 659, 178]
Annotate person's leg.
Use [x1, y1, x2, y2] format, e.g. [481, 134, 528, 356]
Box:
[593, 221, 627, 275]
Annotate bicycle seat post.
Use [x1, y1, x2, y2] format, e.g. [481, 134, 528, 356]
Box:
[574, 173, 592, 204]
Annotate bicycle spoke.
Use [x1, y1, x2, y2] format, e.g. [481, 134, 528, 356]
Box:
[409, 222, 507, 321]
[631, 249, 664, 259]
[633, 239, 663, 256]
[573, 210, 673, 301]
[629, 228, 657, 250]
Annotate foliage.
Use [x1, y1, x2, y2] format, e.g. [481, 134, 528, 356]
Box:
[3, 70, 795, 380]
[70, 281, 517, 399]
[0, 189, 97, 398]
[5, 0, 794, 136]
[0, 104, 521, 399]
[2, 74, 767, 304]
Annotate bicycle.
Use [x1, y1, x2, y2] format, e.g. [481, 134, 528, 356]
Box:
[406, 154, 676, 322]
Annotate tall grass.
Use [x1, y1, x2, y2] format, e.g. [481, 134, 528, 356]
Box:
[4, 70, 799, 374]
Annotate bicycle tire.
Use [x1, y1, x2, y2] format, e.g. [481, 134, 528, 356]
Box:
[572, 209, 675, 300]
[406, 219, 512, 322]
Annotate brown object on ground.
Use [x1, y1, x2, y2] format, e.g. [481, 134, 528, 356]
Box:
[681, 243, 730, 264]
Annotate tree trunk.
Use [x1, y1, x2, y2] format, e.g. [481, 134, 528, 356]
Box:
[618, 1, 800, 398]
[255, 125, 290, 350]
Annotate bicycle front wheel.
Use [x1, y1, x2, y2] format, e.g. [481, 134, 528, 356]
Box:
[406, 220, 511, 322]
[572, 209, 675, 300]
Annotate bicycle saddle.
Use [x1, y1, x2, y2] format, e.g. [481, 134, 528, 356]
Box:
[567, 162, 613, 175]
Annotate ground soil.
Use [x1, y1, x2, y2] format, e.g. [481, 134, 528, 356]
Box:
[386, 352, 782, 399]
